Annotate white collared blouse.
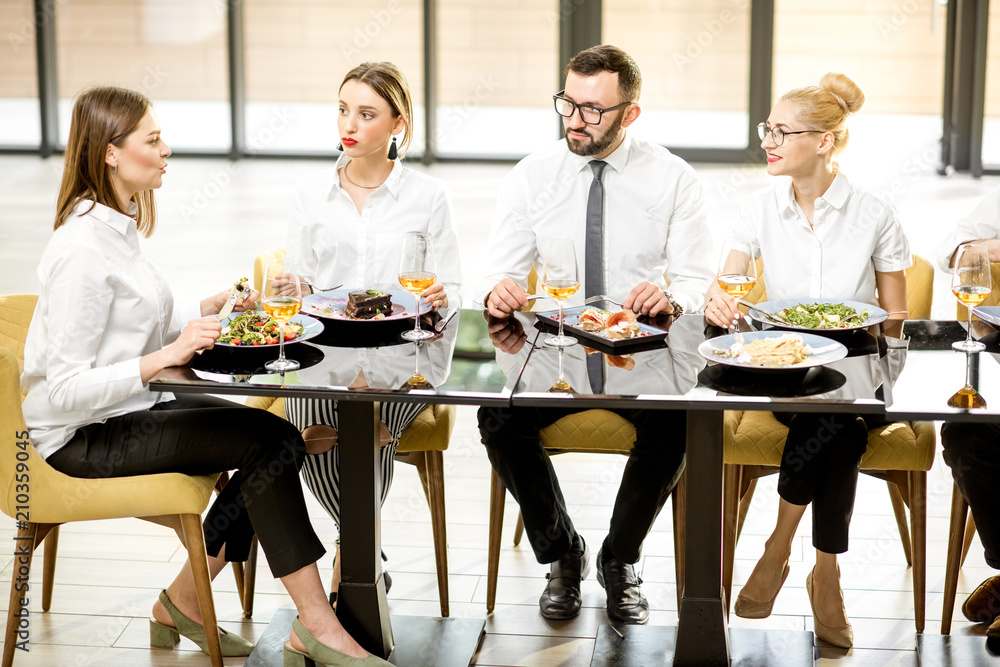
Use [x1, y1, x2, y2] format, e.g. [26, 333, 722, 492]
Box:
[21, 200, 196, 459]
[736, 171, 912, 304]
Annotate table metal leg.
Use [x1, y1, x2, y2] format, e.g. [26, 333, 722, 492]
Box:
[336, 399, 393, 658]
[675, 410, 730, 665]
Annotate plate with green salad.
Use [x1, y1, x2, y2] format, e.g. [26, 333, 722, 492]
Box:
[746, 298, 887, 332]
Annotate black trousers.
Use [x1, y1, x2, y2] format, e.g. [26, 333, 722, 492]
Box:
[941, 422, 1000, 569]
[775, 412, 876, 554]
[478, 405, 686, 565]
[47, 394, 326, 578]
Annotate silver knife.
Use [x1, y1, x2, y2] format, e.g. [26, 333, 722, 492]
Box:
[217, 294, 237, 321]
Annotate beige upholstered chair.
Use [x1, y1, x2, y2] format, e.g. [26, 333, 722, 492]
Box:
[723, 255, 937, 632]
[0, 294, 226, 666]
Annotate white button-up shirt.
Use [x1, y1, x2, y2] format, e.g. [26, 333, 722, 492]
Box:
[736, 172, 912, 304]
[286, 155, 462, 305]
[478, 133, 714, 314]
[937, 183, 1000, 271]
[21, 200, 196, 459]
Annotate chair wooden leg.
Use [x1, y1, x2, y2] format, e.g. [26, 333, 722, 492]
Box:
[243, 536, 258, 619]
[887, 480, 913, 567]
[487, 470, 506, 613]
[942, 483, 970, 635]
[909, 471, 926, 633]
[4, 522, 41, 667]
[180, 513, 223, 667]
[722, 463, 741, 617]
[962, 514, 977, 567]
[231, 560, 245, 605]
[42, 525, 59, 612]
[735, 473, 757, 542]
[513, 512, 525, 547]
[424, 451, 451, 617]
[671, 469, 687, 610]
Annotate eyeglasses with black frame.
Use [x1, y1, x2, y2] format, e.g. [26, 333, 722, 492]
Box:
[757, 122, 824, 146]
[553, 90, 632, 125]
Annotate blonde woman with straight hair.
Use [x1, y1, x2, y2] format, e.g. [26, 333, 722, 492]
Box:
[277, 62, 462, 606]
[705, 73, 911, 649]
[22, 85, 391, 666]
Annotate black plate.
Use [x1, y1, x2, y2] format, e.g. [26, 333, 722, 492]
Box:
[190, 342, 325, 375]
[534, 305, 673, 353]
[698, 364, 847, 398]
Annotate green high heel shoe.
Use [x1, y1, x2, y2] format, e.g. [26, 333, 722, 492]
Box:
[283, 617, 392, 666]
[150, 589, 255, 657]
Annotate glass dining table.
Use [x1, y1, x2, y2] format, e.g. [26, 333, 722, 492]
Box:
[149, 305, 1000, 666]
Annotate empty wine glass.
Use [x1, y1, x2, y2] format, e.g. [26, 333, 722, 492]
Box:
[952, 243, 990, 353]
[398, 232, 436, 342]
[541, 239, 580, 348]
[262, 258, 303, 373]
[717, 235, 759, 332]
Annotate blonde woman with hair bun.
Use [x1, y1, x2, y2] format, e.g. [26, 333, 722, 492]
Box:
[705, 73, 912, 649]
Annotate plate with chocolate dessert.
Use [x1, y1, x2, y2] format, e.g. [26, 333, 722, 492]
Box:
[535, 305, 670, 349]
[302, 288, 432, 322]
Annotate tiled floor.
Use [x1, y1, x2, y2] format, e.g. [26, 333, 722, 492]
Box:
[3, 153, 1000, 666]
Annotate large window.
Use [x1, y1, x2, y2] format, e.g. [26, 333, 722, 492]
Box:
[773, 0, 947, 179]
[1, 0, 40, 147]
[604, 0, 751, 150]
[56, 0, 231, 150]
[982, 2, 1000, 165]
[436, 0, 558, 157]
[244, 0, 424, 155]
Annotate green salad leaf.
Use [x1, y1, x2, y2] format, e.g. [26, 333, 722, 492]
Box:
[775, 302, 869, 329]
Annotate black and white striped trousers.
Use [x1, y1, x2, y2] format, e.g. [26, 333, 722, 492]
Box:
[286, 397, 426, 527]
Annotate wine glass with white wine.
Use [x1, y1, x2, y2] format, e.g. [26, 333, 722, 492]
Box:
[717, 234, 759, 331]
[951, 243, 990, 353]
[262, 258, 303, 373]
[398, 232, 436, 342]
[541, 239, 580, 348]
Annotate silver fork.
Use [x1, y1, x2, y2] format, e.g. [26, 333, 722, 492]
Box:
[583, 294, 625, 308]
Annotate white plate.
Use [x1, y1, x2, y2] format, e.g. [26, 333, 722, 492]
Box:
[216, 312, 323, 348]
[973, 306, 1000, 331]
[302, 288, 431, 321]
[699, 330, 848, 372]
[747, 298, 887, 332]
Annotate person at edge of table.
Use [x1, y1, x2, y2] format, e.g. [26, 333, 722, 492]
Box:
[936, 187, 1000, 639]
[938, 183, 1000, 269]
[477, 44, 714, 624]
[19, 86, 391, 667]
[273, 61, 462, 609]
[705, 72, 911, 649]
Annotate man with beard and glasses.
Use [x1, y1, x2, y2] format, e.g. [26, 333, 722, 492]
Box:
[476, 44, 713, 624]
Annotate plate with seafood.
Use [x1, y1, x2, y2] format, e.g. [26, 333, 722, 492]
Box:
[699, 330, 847, 372]
[535, 305, 670, 349]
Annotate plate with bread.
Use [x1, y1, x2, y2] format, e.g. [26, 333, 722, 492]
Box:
[535, 305, 670, 349]
[302, 288, 432, 322]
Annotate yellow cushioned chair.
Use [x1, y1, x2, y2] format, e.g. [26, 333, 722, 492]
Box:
[485, 269, 687, 612]
[0, 294, 225, 666]
[244, 248, 456, 617]
[723, 255, 936, 633]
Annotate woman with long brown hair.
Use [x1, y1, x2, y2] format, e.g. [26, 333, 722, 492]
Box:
[21, 86, 390, 666]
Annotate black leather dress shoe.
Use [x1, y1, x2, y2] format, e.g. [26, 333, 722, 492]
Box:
[539, 539, 590, 620]
[597, 547, 649, 624]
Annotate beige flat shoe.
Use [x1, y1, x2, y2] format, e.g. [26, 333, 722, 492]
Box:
[806, 567, 853, 649]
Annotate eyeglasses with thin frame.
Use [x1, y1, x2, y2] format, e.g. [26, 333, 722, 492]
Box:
[757, 122, 823, 146]
[553, 90, 632, 125]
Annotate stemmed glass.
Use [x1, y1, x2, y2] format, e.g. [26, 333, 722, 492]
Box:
[402, 342, 433, 390]
[398, 232, 436, 342]
[717, 235, 759, 332]
[951, 243, 990, 353]
[948, 350, 988, 409]
[541, 239, 580, 348]
[262, 258, 303, 373]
